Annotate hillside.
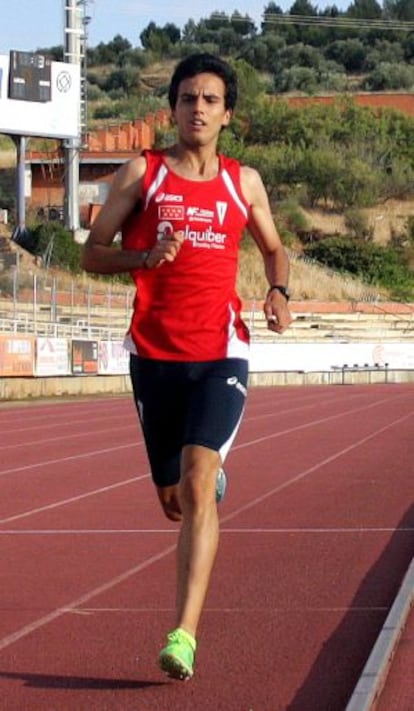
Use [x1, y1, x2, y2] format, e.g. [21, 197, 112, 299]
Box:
[1, 143, 411, 301]
[0, 221, 384, 303]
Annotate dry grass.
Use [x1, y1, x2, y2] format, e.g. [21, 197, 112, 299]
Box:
[0, 151, 15, 168]
[237, 245, 385, 301]
[303, 200, 414, 245]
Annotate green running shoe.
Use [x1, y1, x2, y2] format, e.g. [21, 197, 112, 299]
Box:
[159, 628, 196, 680]
[216, 467, 227, 503]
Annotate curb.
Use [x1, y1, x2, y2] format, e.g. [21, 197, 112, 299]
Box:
[345, 555, 414, 711]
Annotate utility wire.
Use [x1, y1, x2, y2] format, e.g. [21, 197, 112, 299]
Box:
[208, 11, 414, 32]
[260, 14, 413, 32]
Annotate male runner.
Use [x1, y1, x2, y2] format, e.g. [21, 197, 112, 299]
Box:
[82, 52, 292, 680]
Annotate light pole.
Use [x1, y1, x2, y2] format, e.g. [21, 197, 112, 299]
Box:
[63, 0, 82, 233]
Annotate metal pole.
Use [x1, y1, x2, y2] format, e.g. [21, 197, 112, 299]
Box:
[16, 135, 26, 232]
[64, 0, 81, 233]
[71, 279, 74, 322]
[12, 267, 18, 323]
[11, 135, 30, 244]
[33, 273, 37, 331]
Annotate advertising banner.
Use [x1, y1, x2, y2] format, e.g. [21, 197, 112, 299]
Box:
[98, 340, 129, 375]
[0, 335, 34, 376]
[249, 342, 414, 372]
[35, 337, 71, 376]
[71, 340, 98, 375]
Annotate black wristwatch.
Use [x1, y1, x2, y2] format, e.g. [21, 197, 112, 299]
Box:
[267, 285, 290, 302]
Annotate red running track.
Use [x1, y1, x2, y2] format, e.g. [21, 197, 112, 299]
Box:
[0, 383, 413, 711]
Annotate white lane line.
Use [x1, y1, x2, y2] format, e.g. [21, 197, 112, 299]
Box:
[0, 403, 132, 432]
[0, 442, 142, 479]
[1, 408, 412, 525]
[242, 389, 394, 424]
[221, 410, 414, 525]
[0, 474, 150, 524]
[0, 544, 176, 652]
[0, 424, 140, 451]
[236, 397, 413, 451]
[1, 527, 413, 535]
[0, 390, 406, 476]
[69, 606, 389, 614]
[0, 393, 405, 480]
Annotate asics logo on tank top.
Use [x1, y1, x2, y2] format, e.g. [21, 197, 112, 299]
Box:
[155, 192, 183, 203]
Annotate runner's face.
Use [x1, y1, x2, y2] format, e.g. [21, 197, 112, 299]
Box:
[173, 73, 232, 147]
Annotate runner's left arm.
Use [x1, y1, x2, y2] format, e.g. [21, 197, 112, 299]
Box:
[241, 166, 292, 334]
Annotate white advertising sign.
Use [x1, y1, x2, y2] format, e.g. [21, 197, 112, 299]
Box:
[0, 54, 80, 139]
[249, 342, 414, 372]
[98, 340, 129, 375]
[35, 337, 71, 376]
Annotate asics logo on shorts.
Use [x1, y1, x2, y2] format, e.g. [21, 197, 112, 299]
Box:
[226, 376, 247, 396]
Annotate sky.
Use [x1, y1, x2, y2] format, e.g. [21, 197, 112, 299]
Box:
[0, 0, 353, 54]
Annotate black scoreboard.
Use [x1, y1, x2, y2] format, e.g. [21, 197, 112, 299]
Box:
[8, 50, 51, 102]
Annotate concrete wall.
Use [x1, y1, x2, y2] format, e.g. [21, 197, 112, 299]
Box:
[1, 368, 413, 402]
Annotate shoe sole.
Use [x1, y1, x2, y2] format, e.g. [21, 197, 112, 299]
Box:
[159, 652, 193, 680]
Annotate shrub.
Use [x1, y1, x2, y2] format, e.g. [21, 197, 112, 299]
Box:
[304, 235, 413, 297]
[344, 208, 374, 240]
[29, 223, 82, 273]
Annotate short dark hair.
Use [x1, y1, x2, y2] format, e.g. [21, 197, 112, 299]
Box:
[168, 53, 238, 111]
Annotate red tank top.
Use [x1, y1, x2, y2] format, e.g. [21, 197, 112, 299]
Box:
[122, 150, 250, 361]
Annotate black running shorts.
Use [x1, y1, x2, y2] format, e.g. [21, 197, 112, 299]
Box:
[129, 355, 248, 488]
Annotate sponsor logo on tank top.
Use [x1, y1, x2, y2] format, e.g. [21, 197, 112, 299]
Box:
[156, 221, 175, 240]
[159, 205, 184, 220]
[183, 224, 227, 249]
[186, 207, 215, 223]
[216, 201, 228, 225]
[155, 192, 183, 203]
[155, 220, 227, 249]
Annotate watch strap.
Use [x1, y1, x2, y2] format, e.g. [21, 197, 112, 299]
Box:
[267, 285, 290, 301]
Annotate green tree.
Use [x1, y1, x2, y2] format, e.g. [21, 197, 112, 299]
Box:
[325, 39, 367, 72]
[229, 58, 265, 119]
[103, 68, 140, 97]
[346, 0, 382, 17]
[230, 11, 256, 37]
[140, 22, 180, 51]
[204, 12, 231, 31]
[275, 66, 319, 93]
[289, 0, 317, 15]
[383, 0, 414, 21]
[364, 62, 414, 90]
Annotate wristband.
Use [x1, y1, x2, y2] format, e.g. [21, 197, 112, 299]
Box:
[141, 250, 150, 269]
